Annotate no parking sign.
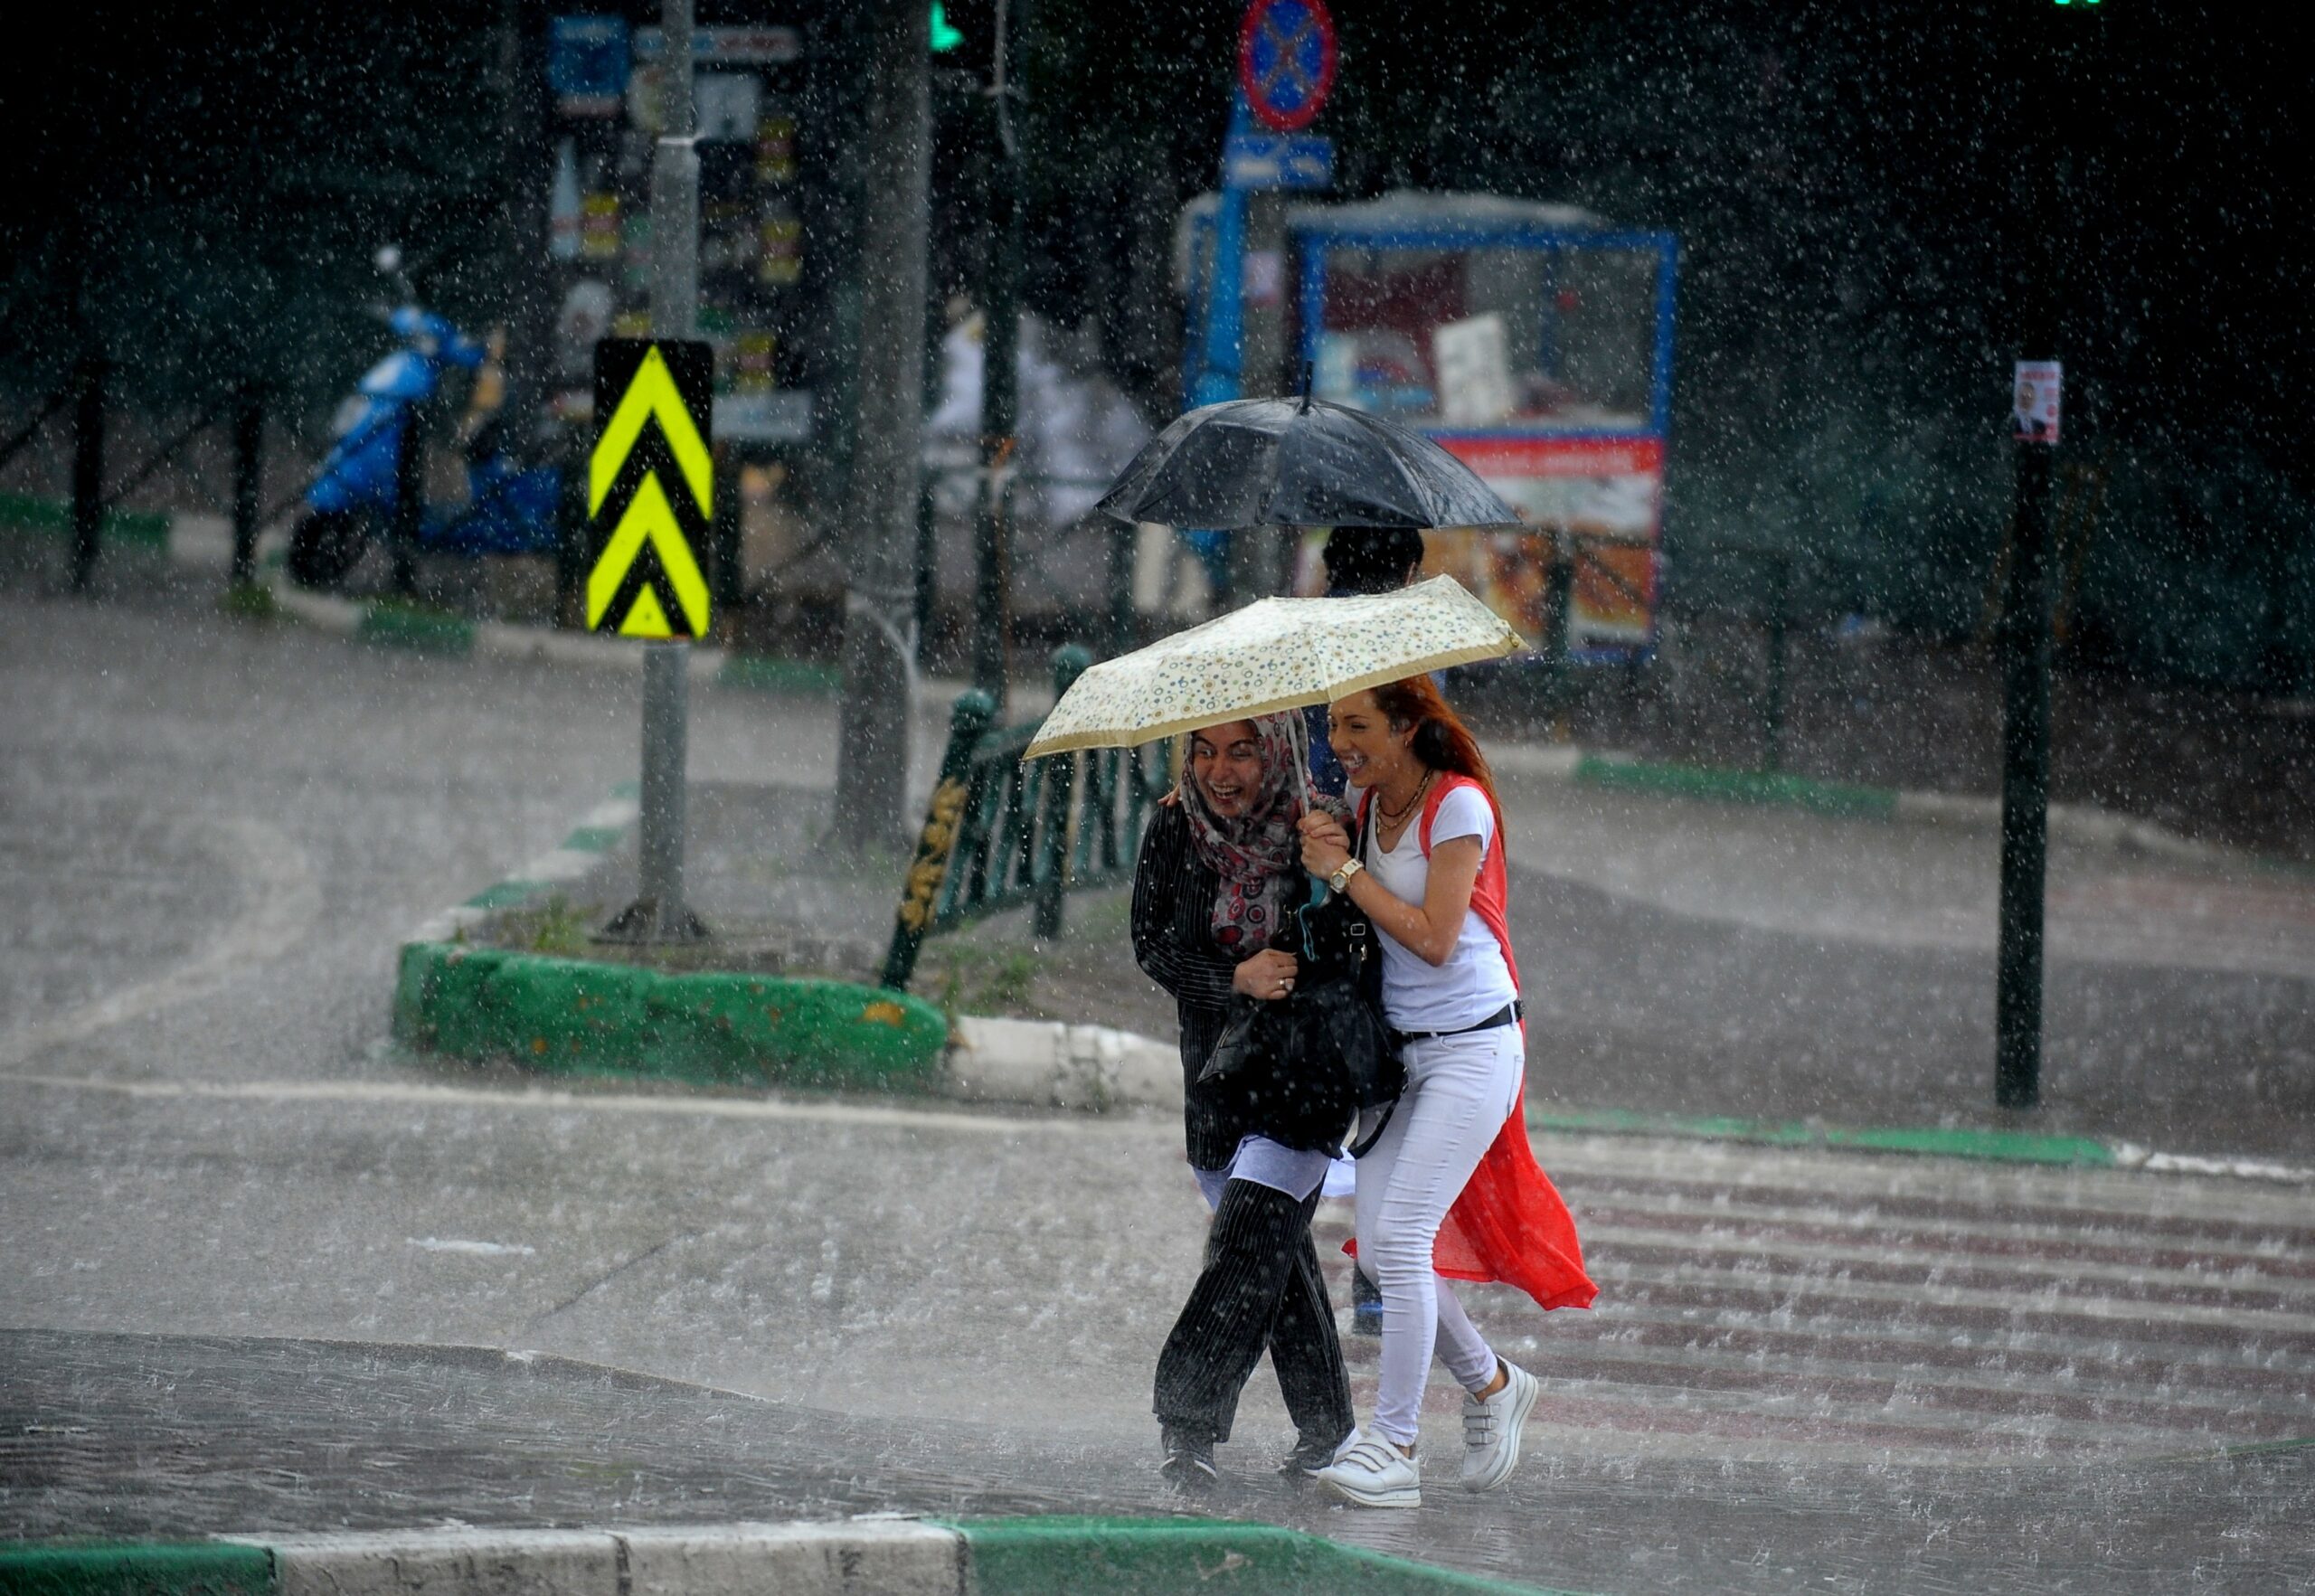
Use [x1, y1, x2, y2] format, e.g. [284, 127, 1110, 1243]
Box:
[1239, 0, 1337, 132]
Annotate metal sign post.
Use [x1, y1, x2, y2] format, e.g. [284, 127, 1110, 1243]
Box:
[1195, 0, 1337, 411]
[1992, 5, 2095, 1110]
[588, 336, 715, 943]
[1184, 0, 1337, 605]
[597, 0, 709, 945]
[1995, 360, 2060, 1108]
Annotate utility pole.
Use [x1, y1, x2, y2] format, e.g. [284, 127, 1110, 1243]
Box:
[1993, 5, 2090, 1109]
[970, 0, 1031, 711]
[834, 0, 933, 851]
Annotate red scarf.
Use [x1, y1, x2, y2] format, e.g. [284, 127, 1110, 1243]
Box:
[1356, 772, 1597, 1314]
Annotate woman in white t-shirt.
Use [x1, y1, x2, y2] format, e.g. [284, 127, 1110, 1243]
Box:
[1296, 672, 1596, 1509]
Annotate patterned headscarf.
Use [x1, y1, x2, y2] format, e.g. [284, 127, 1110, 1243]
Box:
[1179, 711, 1338, 960]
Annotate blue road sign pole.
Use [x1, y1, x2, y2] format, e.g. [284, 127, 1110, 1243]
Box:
[1181, 94, 1253, 600]
[1194, 93, 1254, 411]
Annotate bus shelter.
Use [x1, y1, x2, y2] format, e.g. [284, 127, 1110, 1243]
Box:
[1181, 191, 1678, 657]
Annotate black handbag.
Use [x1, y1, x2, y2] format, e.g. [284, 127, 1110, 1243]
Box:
[1197, 807, 1403, 1156]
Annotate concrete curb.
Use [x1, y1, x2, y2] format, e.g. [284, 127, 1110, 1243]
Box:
[1520, 1104, 2301, 1183]
[1, 1521, 1569, 1596]
[949, 1014, 1185, 1112]
[0, 490, 173, 548]
[940, 1516, 1572, 1594]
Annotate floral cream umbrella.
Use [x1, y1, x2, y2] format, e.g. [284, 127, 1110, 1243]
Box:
[1024, 574, 1522, 761]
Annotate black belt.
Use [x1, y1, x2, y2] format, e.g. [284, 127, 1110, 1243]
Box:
[1391, 1001, 1522, 1049]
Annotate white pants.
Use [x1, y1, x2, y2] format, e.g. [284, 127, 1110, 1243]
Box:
[1351, 1025, 1524, 1448]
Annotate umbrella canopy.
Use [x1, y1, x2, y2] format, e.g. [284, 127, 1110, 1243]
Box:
[1093, 395, 1522, 531]
[1025, 575, 1522, 760]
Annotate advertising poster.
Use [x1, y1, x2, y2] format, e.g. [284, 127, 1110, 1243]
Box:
[1428, 435, 1664, 650]
[2012, 361, 2062, 444]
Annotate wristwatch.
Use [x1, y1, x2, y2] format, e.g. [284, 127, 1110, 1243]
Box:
[1328, 858, 1365, 893]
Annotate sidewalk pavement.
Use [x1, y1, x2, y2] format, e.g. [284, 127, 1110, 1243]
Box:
[0, 1328, 1562, 1595]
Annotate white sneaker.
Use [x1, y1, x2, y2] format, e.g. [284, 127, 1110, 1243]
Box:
[1315, 1435, 1422, 1508]
[1459, 1360, 1540, 1492]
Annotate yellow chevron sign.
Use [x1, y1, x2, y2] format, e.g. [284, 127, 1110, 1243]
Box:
[587, 339, 714, 639]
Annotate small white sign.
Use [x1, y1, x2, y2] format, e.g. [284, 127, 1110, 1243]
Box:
[694, 72, 761, 141]
[2012, 360, 2061, 445]
[1243, 249, 1283, 308]
[1433, 313, 1515, 427]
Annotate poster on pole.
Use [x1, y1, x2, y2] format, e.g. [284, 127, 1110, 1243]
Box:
[2012, 361, 2062, 444]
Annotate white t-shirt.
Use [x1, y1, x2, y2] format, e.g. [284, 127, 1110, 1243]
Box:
[1365, 784, 1518, 1031]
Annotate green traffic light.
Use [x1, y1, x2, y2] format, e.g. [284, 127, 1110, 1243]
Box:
[931, 1, 964, 50]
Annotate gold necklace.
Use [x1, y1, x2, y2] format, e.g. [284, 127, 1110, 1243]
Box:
[1377, 769, 1433, 825]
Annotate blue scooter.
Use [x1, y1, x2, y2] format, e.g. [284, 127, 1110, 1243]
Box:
[288, 250, 566, 590]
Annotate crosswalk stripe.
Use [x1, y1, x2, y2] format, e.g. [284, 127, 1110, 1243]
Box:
[1572, 1192, 2315, 1266]
[1311, 1143, 2315, 1462]
[1582, 1223, 2315, 1301]
[1512, 1300, 2315, 1386]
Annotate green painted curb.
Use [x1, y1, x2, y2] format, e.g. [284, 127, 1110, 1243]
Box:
[1573, 754, 1897, 820]
[358, 601, 476, 655]
[0, 490, 172, 548]
[717, 653, 843, 694]
[463, 880, 548, 911]
[943, 1517, 1579, 1596]
[392, 940, 950, 1091]
[217, 583, 278, 621]
[0, 1544, 271, 1596]
[1533, 1106, 2118, 1167]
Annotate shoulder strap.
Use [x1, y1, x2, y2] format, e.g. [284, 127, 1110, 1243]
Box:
[1417, 771, 1476, 858]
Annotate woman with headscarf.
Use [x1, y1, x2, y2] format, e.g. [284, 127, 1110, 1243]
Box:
[1129, 711, 1355, 1492]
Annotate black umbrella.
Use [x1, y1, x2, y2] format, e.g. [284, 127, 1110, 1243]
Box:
[1093, 394, 1522, 531]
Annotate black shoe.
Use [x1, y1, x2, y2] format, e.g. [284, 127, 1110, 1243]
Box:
[1160, 1428, 1219, 1493]
[1280, 1430, 1351, 1479]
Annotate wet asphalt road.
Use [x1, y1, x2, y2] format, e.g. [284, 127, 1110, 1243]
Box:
[3, 549, 2312, 1591]
[1498, 820, 2315, 1163]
